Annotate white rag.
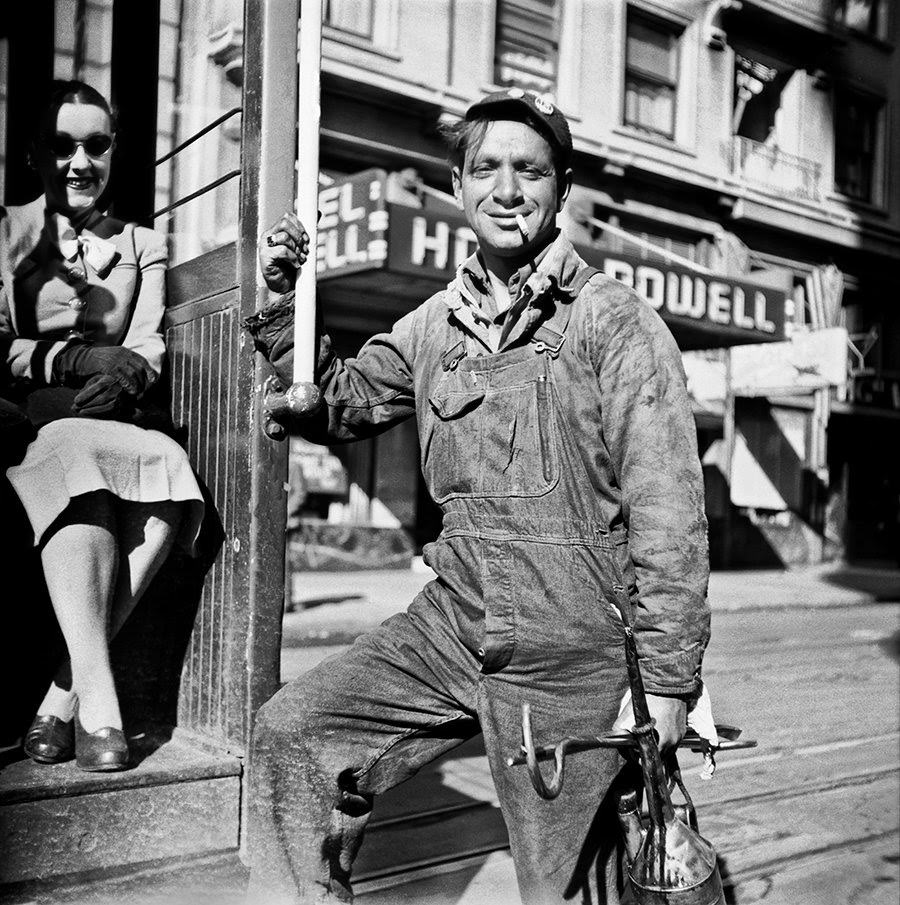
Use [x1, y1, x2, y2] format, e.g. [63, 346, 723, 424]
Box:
[615, 683, 720, 779]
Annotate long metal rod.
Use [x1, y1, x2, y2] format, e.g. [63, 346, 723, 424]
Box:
[581, 212, 714, 275]
[623, 625, 675, 827]
[507, 729, 754, 766]
[152, 169, 241, 219]
[154, 107, 242, 167]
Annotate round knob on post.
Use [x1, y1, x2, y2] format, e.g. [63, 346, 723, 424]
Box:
[274, 382, 322, 418]
[263, 379, 323, 440]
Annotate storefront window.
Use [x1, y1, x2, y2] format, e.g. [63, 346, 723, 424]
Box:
[155, 0, 242, 264]
[494, 0, 559, 95]
[833, 89, 881, 202]
[623, 9, 680, 139]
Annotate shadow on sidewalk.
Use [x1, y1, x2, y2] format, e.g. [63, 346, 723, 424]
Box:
[291, 593, 365, 611]
[820, 565, 900, 602]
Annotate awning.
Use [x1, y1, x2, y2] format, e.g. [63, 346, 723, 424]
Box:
[316, 169, 787, 349]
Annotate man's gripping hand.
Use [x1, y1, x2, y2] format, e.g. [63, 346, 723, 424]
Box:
[258, 212, 312, 295]
[611, 693, 687, 753]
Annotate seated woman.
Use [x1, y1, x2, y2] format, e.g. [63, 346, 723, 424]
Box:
[0, 80, 203, 772]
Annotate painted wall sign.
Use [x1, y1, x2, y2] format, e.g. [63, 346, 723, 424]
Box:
[731, 327, 849, 395]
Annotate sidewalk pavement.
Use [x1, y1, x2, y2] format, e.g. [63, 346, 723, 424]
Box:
[284, 560, 900, 653]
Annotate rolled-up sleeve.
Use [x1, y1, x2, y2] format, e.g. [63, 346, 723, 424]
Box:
[591, 284, 710, 695]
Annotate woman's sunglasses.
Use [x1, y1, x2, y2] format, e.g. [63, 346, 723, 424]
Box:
[42, 133, 114, 160]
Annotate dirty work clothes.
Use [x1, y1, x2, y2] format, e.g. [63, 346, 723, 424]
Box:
[245, 231, 709, 903]
[250, 582, 628, 905]
[244, 232, 710, 691]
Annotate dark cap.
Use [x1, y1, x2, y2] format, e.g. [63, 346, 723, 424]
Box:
[465, 88, 573, 169]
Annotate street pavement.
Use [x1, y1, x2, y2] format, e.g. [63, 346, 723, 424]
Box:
[280, 563, 900, 905]
[282, 561, 900, 679]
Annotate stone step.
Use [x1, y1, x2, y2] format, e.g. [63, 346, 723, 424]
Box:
[0, 729, 242, 889]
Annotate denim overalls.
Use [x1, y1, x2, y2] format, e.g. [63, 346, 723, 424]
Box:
[247, 237, 709, 905]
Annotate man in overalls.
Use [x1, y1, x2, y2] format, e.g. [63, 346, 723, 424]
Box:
[247, 89, 710, 905]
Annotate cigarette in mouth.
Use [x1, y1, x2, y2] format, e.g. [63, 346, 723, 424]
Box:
[515, 214, 529, 239]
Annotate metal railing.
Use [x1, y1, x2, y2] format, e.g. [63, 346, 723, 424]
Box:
[726, 136, 822, 202]
[152, 108, 243, 220]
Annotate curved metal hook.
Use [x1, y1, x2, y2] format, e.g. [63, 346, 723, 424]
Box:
[522, 702, 568, 800]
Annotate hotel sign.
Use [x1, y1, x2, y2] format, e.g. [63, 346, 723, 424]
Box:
[316, 169, 389, 278]
[598, 252, 783, 339]
[386, 205, 478, 277]
[317, 172, 785, 344]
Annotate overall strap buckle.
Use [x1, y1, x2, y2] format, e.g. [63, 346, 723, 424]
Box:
[528, 265, 600, 357]
[441, 340, 467, 371]
[531, 324, 566, 357]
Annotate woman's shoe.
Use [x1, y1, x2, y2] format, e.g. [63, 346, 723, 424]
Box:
[74, 714, 129, 772]
[23, 714, 75, 764]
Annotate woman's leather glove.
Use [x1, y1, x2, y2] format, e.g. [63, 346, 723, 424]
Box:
[72, 374, 135, 419]
[53, 341, 157, 396]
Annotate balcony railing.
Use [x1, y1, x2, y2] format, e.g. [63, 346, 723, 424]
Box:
[726, 136, 822, 202]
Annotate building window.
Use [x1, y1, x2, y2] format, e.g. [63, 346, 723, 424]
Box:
[624, 10, 680, 139]
[834, 90, 882, 202]
[325, 0, 374, 40]
[833, 1, 888, 40]
[494, 0, 559, 95]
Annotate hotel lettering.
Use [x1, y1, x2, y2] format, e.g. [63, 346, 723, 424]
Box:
[603, 258, 778, 334]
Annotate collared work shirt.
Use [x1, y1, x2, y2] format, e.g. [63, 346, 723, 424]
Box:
[455, 242, 553, 352]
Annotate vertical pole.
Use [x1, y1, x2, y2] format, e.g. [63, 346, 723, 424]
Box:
[293, 0, 323, 384]
[722, 349, 736, 568]
[811, 386, 831, 561]
[241, 0, 300, 730]
[239, 0, 299, 851]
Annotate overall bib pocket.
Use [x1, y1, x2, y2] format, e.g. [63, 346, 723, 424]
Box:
[422, 355, 560, 503]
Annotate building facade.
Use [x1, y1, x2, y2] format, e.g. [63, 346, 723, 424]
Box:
[3, 0, 897, 564]
[296, 0, 900, 566]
